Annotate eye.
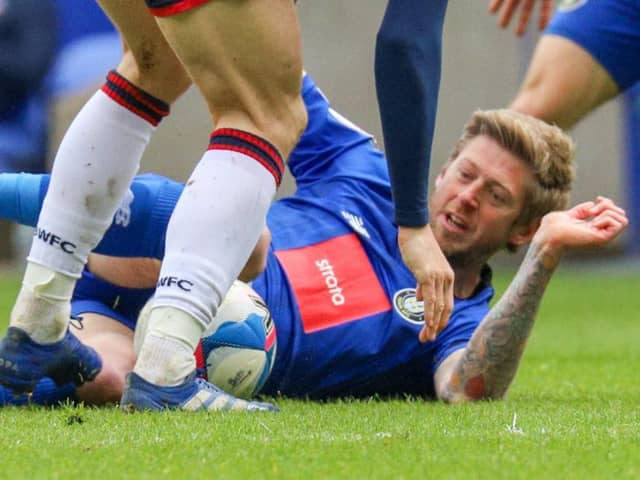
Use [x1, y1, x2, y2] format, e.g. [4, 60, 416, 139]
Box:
[458, 168, 473, 181]
[490, 190, 507, 205]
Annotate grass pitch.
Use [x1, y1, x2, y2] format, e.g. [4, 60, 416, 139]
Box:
[0, 264, 638, 480]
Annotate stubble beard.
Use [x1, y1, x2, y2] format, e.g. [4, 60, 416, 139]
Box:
[442, 241, 499, 270]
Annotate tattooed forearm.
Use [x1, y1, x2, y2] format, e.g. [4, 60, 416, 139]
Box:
[439, 241, 561, 402]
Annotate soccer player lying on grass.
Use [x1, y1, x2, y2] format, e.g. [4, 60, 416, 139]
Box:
[0, 74, 628, 407]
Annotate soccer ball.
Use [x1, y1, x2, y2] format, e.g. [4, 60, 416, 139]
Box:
[197, 281, 277, 399]
[134, 281, 277, 399]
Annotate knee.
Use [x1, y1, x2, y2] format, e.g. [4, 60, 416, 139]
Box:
[96, 366, 127, 402]
[75, 338, 136, 405]
[77, 365, 128, 405]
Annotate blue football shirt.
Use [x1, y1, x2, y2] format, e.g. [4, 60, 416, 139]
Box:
[254, 75, 494, 398]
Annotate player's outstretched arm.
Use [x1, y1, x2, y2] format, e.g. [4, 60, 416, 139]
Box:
[0, 173, 45, 226]
[488, 0, 554, 36]
[375, 1, 454, 340]
[86, 227, 272, 289]
[0, 172, 176, 259]
[434, 197, 628, 403]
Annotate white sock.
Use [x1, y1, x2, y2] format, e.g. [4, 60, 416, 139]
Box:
[18, 72, 168, 341]
[134, 307, 202, 386]
[10, 262, 75, 343]
[153, 147, 277, 326]
[142, 144, 277, 386]
[28, 89, 156, 277]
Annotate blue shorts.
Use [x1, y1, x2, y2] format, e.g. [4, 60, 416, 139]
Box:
[71, 269, 155, 331]
[546, 0, 640, 91]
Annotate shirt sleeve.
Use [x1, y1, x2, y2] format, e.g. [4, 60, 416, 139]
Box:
[0, 172, 182, 260]
[0, 172, 46, 226]
[374, 0, 448, 227]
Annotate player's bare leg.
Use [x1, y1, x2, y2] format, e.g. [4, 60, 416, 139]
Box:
[119, 0, 305, 411]
[510, 35, 619, 129]
[72, 313, 136, 405]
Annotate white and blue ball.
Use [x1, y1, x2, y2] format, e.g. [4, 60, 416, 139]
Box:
[135, 281, 277, 399]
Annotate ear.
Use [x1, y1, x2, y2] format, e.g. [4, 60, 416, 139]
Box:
[508, 218, 541, 247]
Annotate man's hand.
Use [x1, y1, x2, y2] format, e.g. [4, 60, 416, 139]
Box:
[535, 197, 628, 258]
[488, 0, 554, 36]
[397, 224, 454, 343]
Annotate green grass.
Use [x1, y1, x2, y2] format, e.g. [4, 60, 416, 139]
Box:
[0, 267, 638, 480]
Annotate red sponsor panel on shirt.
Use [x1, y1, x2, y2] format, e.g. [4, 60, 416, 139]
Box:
[275, 234, 391, 333]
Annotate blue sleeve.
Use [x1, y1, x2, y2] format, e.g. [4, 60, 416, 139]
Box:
[0, 172, 181, 260]
[545, 0, 640, 92]
[375, 0, 448, 227]
[0, 173, 46, 226]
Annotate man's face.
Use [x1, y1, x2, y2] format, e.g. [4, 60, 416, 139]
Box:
[428, 135, 535, 267]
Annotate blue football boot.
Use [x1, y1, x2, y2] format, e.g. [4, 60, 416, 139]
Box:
[120, 371, 279, 412]
[0, 326, 102, 394]
[0, 384, 29, 406]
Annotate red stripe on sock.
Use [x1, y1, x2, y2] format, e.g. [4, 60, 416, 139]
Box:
[208, 144, 281, 187]
[100, 85, 161, 126]
[213, 128, 284, 174]
[105, 71, 169, 118]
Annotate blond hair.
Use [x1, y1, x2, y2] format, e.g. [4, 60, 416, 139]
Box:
[447, 109, 575, 251]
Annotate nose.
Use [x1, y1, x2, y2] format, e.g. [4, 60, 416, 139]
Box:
[458, 182, 480, 209]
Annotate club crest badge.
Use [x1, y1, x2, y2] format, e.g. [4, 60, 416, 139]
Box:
[393, 288, 424, 325]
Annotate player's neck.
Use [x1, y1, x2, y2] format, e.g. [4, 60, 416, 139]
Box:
[452, 265, 483, 299]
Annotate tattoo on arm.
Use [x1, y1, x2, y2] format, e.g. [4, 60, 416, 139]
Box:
[440, 241, 560, 402]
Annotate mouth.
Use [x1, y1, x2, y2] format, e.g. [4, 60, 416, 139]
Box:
[441, 212, 469, 233]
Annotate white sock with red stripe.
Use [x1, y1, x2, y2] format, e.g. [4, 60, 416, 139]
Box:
[134, 129, 282, 385]
[14, 71, 169, 342]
